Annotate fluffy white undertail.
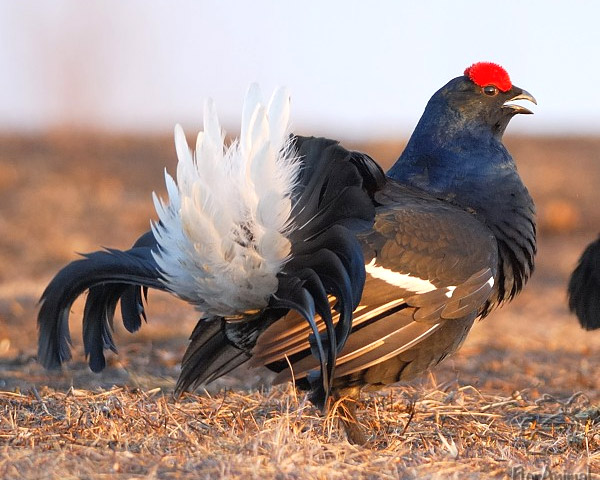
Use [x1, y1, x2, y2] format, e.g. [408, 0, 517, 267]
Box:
[152, 85, 299, 316]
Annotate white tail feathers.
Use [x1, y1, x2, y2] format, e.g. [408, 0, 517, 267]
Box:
[152, 85, 299, 316]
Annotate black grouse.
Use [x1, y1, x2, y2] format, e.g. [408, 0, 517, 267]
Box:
[568, 235, 600, 330]
[38, 62, 536, 442]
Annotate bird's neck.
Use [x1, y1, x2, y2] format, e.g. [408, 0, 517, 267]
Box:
[388, 98, 513, 201]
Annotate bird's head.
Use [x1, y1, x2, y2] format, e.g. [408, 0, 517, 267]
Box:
[434, 62, 536, 137]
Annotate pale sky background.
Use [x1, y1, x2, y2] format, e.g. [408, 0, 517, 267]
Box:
[0, 1, 598, 140]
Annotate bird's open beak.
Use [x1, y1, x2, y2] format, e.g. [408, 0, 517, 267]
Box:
[503, 88, 537, 115]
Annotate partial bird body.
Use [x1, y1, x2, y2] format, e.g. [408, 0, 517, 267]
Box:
[568, 236, 600, 330]
[254, 180, 499, 385]
[38, 62, 537, 441]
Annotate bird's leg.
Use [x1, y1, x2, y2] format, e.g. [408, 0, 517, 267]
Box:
[331, 387, 367, 445]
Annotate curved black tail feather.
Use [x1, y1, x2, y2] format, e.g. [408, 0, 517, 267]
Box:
[38, 247, 165, 371]
[84, 229, 158, 340]
[264, 136, 384, 407]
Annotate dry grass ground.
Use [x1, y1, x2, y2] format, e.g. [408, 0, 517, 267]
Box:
[1, 382, 598, 479]
[0, 133, 599, 479]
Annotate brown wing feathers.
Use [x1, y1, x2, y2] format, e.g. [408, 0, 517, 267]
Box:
[268, 265, 494, 384]
[253, 182, 499, 385]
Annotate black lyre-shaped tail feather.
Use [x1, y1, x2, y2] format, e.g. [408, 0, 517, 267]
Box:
[81, 229, 157, 347]
[269, 275, 334, 407]
[268, 136, 385, 408]
[37, 246, 165, 372]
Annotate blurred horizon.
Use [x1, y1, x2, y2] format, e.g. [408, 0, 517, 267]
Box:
[1, 1, 600, 141]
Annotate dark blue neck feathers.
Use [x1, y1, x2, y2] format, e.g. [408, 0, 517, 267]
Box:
[388, 87, 514, 196]
[386, 82, 536, 305]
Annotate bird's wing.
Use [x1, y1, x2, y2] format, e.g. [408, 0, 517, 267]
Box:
[568, 236, 600, 330]
[252, 180, 499, 382]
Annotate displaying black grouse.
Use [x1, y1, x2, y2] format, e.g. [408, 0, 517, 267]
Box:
[568, 236, 600, 330]
[38, 62, 536, 442]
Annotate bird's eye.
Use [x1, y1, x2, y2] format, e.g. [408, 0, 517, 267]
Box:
[483, 85, 498, 96]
